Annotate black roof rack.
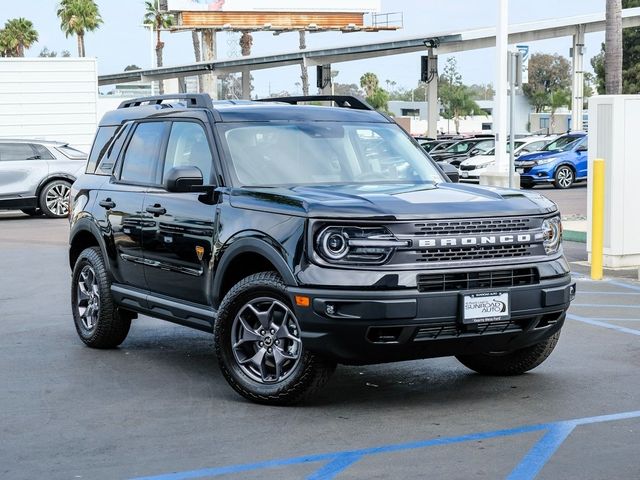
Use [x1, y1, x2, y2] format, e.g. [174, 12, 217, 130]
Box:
[118, 94, 214, 110]
[256, 95, 374, 111]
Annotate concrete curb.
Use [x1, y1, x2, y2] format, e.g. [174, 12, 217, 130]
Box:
[564, 229, 586, 243]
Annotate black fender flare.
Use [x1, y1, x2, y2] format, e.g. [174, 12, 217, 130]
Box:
[212, 235, 297, 306]
[68, 215, 111, 272]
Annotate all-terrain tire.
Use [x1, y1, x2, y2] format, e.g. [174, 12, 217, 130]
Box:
[456, 331, 561, 376]
[71, 247, 131, 348]
[214, 271, 335, 405]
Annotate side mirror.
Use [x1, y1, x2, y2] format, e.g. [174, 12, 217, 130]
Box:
[439, 162, 460, 183]
[165, 166, 205, 193]
[577, 146, 588, 153]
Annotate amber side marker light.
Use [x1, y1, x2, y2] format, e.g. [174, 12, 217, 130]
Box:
[295, 295, 310, 307]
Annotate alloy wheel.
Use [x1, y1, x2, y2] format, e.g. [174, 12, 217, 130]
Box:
[556, 167, 574, 188]
[45, 183, 71, 216]
[76, 265, 100, 331]
[231, 297, 302, 384]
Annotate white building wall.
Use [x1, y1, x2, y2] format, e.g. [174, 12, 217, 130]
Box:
[0, 58, 98, 152]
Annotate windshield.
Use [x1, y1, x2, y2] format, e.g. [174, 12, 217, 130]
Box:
[541, 136, 583, 152]
[219, 122, 445, 187]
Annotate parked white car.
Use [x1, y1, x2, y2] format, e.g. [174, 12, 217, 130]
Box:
[458, 136, 556, 182]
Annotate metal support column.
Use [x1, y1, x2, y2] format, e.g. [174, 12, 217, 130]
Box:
[427, 47, 439, 139]
[571, 25, 586, 131]
[494, 0, 509, 172]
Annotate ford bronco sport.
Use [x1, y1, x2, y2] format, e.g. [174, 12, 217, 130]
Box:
[69, 94, 575, 405]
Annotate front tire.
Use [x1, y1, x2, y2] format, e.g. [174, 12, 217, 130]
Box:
[39, 179, 72, 218]
[214, 271, 335, 405]
[71, 247, 131, 348]
[553, 166, 574, 189]
[456, 331, 561, 376]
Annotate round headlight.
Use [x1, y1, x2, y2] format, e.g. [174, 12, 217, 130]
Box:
[319, 229, 349, 260]
[542, 216, 562, 254]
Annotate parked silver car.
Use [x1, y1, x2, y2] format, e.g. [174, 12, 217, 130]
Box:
[0, 139, 87, 218]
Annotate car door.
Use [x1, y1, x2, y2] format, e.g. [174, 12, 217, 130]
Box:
[141, 117, 218, 305]
[0, 143, 49, 201]
[97, 121, 169, 289]
[574, 138, 588, 178]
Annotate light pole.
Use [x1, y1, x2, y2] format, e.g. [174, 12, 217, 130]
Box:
[494, 0, 508, 175]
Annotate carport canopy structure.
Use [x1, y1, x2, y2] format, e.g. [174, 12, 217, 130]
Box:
[99, 7, 640, 138]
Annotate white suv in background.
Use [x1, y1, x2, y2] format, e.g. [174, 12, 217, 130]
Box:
[0, 139, 87, 218]
[458, 136, 556, 182]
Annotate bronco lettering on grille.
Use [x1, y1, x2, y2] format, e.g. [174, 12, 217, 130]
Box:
[418, 234, 533, 248]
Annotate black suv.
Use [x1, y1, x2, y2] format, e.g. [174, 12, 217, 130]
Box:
[69, 94, 575, 405]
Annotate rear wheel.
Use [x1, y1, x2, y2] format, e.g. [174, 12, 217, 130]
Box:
[71, 247, 131, 348]
[215, 271, 335, 405]
[456, 331, 561, 376]
[553, 166, 574, 189]
[39, 180, 72, 218]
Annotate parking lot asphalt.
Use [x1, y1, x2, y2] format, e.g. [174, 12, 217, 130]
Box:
[1, 205, 638, 480]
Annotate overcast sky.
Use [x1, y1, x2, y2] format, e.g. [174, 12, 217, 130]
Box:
[2, 0, 607, 96]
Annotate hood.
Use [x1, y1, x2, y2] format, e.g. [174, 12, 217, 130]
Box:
[228, 183, 558, 220]
[460, 155, 495, 167]
[517, 150, 565, 162]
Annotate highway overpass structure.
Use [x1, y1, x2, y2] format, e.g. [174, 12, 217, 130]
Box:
[99, 8, 640, 139]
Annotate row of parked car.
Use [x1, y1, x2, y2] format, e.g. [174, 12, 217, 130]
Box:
[419, 132, 588, 189]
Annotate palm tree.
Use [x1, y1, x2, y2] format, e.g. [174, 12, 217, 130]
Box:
[360, 72, 379, 97]
[605, 0, 623, 94]
[549, 89, 571, 130]
[299, 31, 309, 95]
[144, 0, 174, 94]
[57, 0, 102, 57]
[0, 29, 14, 57]
[3, 18, 39, 57]
[239, 31, 253, 56]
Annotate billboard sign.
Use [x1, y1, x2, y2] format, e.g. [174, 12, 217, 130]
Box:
[167, 0, 381, 13]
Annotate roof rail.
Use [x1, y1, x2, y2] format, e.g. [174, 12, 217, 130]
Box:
[118, 94, 214, 110]
[256, 95, 374, 111]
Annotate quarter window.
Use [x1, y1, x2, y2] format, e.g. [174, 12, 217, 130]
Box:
[120, 122, 166, 184]
[163, 122, 213, 182]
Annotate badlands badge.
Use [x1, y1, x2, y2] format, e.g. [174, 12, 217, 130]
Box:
[195, 245, 205, 261]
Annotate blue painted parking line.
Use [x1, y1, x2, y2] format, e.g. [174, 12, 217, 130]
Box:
[568, 313, 640, 336]
[131, 410, 640, 480]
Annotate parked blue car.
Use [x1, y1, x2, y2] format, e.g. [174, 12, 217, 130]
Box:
[515, 133, 588, 189]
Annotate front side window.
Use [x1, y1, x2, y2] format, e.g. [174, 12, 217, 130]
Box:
[0, 143, 38, 161]
[120, 122, 166, 184]
[163, 122, 213, 182]
[219, 122, 445, 187]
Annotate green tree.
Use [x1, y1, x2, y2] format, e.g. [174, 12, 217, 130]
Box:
[57, 0, 103, 57]
[549, 89, 571, 130]
[2, 18, 38, 57]
[439, 57, 481, 134]
[0, 29, 14, 57]
[39, 46, 71, 57]
[522, 53, 571, 113]
[468, 83, 495, 101]
[143, 0, 174, 94]
[591, 0, 640, 94]
[359, 73, 389, 112]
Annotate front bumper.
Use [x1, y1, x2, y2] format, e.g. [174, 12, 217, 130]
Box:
[516, 165, 554, 185]
[288, 274, 575, 365]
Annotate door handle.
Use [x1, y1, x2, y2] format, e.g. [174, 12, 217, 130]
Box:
[146, 204, 166, 216]
[99, 198, 116, 210]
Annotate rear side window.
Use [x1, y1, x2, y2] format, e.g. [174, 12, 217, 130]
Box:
[0, 143, 38, 161]
[56, 145, 87, 160]
[86, 127, 117, 173]
[120, 122, 166, 184]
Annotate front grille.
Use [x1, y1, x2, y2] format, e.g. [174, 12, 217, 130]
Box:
[412, 218, 532, 236]
[459, 164, 477, 171]
[417, 268, 539, 292]
[415, 244, 531, 263]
